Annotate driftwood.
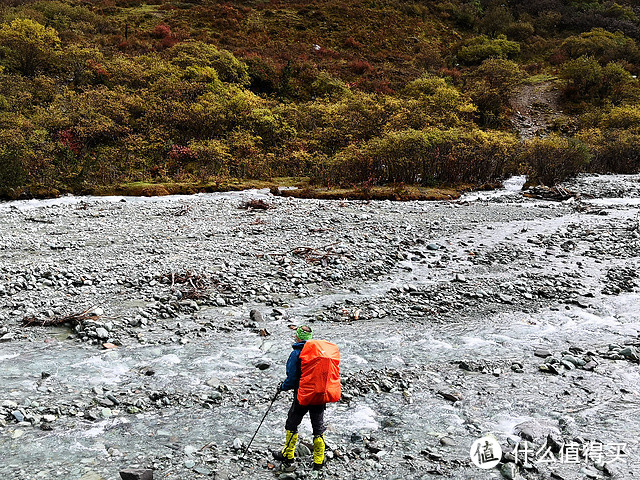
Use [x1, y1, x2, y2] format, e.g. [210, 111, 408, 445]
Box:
[25, 217, 55, 224]
[523, 186, 593, 202]
[23, 307, 99, 327]
[157, 271, 210, 299]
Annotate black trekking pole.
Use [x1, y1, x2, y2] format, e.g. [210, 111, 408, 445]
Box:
[242, 388, 280, 458]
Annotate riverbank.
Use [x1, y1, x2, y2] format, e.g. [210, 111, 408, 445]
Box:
[0, 174, 638, 480]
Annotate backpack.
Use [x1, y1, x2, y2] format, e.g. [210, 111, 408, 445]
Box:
[297, 339, 341, 406]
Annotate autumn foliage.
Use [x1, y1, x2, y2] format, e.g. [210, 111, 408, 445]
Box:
[0, 0, 639, 196]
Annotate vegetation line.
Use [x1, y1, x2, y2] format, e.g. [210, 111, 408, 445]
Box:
[0, 0, 639, 199]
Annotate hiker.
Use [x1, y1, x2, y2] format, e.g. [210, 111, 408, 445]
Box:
[273, 325, 341, 472]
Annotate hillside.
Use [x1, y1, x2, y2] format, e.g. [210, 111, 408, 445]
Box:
[1, 0, 640, 197]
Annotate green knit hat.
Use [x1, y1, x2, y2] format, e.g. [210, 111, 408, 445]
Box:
[296, 325, 313, 341]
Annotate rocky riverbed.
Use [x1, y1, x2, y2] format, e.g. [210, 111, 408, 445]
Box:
[0, 174, 638, 480]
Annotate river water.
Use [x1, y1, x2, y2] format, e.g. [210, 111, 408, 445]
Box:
[0, 175, 638, 480]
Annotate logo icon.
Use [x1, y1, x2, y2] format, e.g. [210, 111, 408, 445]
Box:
[470, 436, 502, 469]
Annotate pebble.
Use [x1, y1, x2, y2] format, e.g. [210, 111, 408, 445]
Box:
[500, 462, 517, 480]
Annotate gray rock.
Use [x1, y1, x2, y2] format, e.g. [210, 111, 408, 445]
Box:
[11, 410, 25, 423]
[296, 443, 311, 456]
[95, 328, 109, 340]
[538, 363, 560, 375]
[209, 391, 223, 402]
[437, 390, 462, 402]
[278, 474, 296, 480]
[120, 468, 153, 480]
[514, 420, 559, 444]
[232, 437, 243, 451]
[439, 436, 455, 446]
[562, 355, 586, 367]
[499, 294, 513, 303]
[546, 432, 564, 453]
[79, 473, 106, 480]
[0, 332, 15, 342]
[255, 361, 271, 370]
[500, 462, 517, 480]
[618, 346, 639, 361]
[250, 309, 264, 323]
[206, 377, 221, 388]
[184, 460, 196, 469]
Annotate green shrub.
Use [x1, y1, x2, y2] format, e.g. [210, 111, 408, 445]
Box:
[0, 18, 60, 76]
[578, 128, 640, 173]
[602, 105, 640, 129]
[559, 28, 640, 66]
[167, 41, 249, 85]
[466, 59, 524, 126]
[458, 35, 520, 65]
[520, 135, 591, 185]
[318, 128, 517, 186]
[561, 56, 634, 102]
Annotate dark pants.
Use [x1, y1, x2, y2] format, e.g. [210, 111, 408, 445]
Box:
[285, 398, 326, 436]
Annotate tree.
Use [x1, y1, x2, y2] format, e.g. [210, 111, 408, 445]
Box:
[0, 18, 60, 76]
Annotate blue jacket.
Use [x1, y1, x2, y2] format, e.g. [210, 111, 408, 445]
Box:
[281, 341, 306, 391]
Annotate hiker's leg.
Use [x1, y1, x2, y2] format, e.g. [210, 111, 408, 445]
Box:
[309, 404, 327, 469]
[279, 399, 308, 461]
[280, 430, 298, 461]
[309, 404, 326, 436]
[285, 399, 309, 433]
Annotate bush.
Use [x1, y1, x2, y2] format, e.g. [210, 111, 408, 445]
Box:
[520, 135, 591, 185]
[560, 55, 602, 101]
[466, 59, 524, 127]
[558, 28, 640, 66]
[602, 105, 640, 129]
[457, 35, 520, 65]
[561, 56, 634, 102]
[578, 128, 640, 173]
[167, 41, 249, 85]
[0, 18, 60, 76]
[318, 128, 517, 186]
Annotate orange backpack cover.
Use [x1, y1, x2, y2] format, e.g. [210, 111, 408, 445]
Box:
[297, 339, 341, 406]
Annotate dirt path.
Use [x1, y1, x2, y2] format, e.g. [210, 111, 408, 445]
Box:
[510, 80, 563, 140]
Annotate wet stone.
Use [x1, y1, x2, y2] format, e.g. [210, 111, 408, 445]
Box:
[437, 390, 462, 402]
[79, 473, 106, 480]
[232, 438, 243, 451]
[439, 436, 455, 446]
[500, 462, 517, 480]
[255, 361, 271, 370]
[561, 355, 585, 367]
[278, 474, 296, 480]
[12, 410, 25, 423]
[120, 468, 153, 480]
[618, 346, 639, 361]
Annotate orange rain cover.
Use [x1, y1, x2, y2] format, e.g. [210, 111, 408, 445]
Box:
[297, 339, 341, 406]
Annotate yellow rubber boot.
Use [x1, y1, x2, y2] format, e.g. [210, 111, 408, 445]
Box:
[282, 430, 298, 460]
[313, 434, 325, 469]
